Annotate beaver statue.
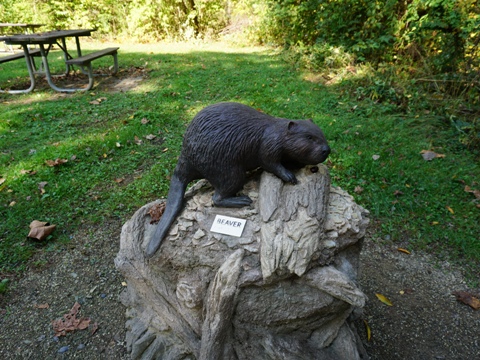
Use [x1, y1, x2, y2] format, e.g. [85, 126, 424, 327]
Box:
[146, 102, 331, 257]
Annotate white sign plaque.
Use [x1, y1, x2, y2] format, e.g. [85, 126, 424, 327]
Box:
[210, 215, 246, 237]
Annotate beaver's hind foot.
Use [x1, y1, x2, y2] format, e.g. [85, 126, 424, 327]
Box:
[213, 194, 253, 208]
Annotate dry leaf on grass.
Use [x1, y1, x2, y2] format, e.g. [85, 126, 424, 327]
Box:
[89, 97, 107, 105]
[453, 291, 480, 310]
[464, 185, 480, 200]
[148, 202, 166, 224]
[27, 220, 56, 241]
[45, 158, 68, 167]
[52, 302, 91, 337]
[420, 150, 445, 161]
[38, 181, 48, 194]
[134, 136, 143, 145]
[20, 169, 36, 175]
[354, 186, 364, 194]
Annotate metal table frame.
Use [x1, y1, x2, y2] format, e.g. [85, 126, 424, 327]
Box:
[0, 29, 95, 93]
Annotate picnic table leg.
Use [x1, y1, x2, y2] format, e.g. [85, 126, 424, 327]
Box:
[38, 44, 88, 93]
[0, 45, 36, 94]
[73, 36, 90, 75]
[60, 38, 70, 75]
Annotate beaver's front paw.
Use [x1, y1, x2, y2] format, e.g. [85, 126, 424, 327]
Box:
[284, 172, 298, 185]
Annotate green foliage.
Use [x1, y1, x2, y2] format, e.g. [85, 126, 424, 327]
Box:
[0, 0, 231, 40]
[253, 0, 479, 74]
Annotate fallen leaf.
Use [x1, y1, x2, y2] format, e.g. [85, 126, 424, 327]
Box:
[446, 206, 454, 214]
[145, 134, 156, 140]
[464, 185, 480, 200]
[141, 117, 149, 125]
[52, 302, 92, 337]
[134, 136, 143, 145]
[354, 186, 364, 194]
[89, 97, 107, 105]
[38, 181, 48, 194]
[363, 319, 371, 341]
[34, 303, 50, 309]
[149, 202, 166, 224]
[116, 142, 121, 148]
[0, 178, 6, 185]
[20, 169, 36, 175]
[114, 178, 124, 183]
[420, 150, 445, 161]
[393, 190, 404, 196]
[27, 220, 56, 241]
[397, 248, 411, 255]
[9, 201, 16, 207]
[375, 293, 393, 306]
[45, 158, 68, 167]
[121, 281, 127, 287]
[372, 155, 380, 161]
[431, 221, 439, 225]
[91, 322, 99, 335]
[162, 148, 169, 153]
[453, 291, 480, 310]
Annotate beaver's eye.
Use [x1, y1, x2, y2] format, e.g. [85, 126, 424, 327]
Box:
[307, 135, 313, 140]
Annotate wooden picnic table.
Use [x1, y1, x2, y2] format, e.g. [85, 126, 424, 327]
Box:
[0, 23, 44, 34]
[0, 29, 118, 93]
[0, 23, 44, 52]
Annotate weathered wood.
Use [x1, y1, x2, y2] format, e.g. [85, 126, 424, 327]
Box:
[0, 49, 40, 64]
[199, 249, 244, 360]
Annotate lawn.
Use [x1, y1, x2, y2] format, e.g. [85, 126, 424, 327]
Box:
[1, 41, 479, 279]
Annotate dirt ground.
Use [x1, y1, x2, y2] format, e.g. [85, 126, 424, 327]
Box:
[0, 216, 478, 360]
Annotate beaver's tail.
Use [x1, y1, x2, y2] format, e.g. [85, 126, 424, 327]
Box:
[145, 175, 188, 258]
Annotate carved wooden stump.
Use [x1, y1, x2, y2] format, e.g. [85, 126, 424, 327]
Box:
[115, 165, 369, 360]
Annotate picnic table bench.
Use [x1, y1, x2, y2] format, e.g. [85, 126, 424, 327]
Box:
[65, 47, 119, 91]
[0, 48, 40, 63]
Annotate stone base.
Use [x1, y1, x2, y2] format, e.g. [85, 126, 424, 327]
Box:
[115, 165, 369, 359]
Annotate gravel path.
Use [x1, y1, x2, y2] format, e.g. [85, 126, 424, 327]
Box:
[0, 220, 478, 359]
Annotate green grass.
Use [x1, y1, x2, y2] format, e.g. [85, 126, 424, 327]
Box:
[1, 41, 479, 276]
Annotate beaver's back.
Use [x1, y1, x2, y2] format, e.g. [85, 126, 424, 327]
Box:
[182, 102, 281, 167]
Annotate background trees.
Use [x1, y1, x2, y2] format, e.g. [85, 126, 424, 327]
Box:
[1, 0, 478, 74]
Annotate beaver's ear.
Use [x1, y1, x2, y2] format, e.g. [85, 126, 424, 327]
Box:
[287, 121, 296, 130]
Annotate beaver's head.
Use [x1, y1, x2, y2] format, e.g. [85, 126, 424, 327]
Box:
[283, 120, 330, 165]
